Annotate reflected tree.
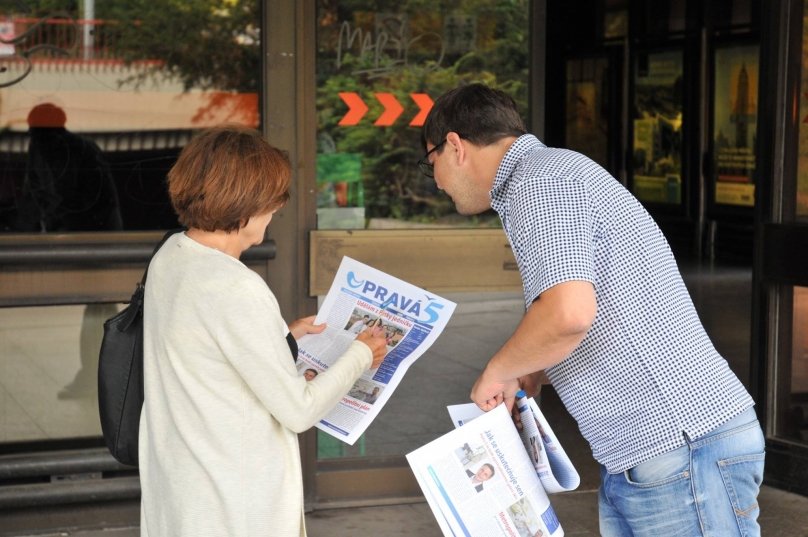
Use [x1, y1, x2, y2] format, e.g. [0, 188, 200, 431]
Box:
[316, 1, 529, 225]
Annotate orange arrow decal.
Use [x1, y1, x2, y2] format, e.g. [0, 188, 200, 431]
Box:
[409, 93, 433, 126]
[374, 93, 404, 126]
[338, 92, 368, 126]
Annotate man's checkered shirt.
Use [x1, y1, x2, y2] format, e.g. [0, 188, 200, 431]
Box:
[490, 134, 754, 473]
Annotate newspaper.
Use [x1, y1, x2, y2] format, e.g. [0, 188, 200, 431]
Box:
[407, 399, 579, 537]
[296, 256, 456, 445]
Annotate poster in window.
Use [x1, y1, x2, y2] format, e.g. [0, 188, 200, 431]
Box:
[713, 45, 758, 208]
[797, 3, 808, 220]
[566, 58, 609, 169]
[632, 51, 683, 205]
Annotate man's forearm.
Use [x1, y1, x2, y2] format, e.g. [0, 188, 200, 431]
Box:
[485, 280, 596, 380]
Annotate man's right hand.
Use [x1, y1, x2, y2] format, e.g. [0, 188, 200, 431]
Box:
[517, 370, 548, 399]
[355, 326, 388, 369]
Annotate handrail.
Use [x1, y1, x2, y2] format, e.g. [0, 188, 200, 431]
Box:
[0, 448, 130, 479]
[0, 448, 139, 509]
[0, 235, 276, 266]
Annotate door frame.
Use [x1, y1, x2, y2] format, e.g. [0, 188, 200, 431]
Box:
[263, 0, 546, 507]
[752, 0, 808, 495]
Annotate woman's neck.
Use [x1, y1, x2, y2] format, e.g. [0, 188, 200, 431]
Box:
[185, 228, 243, 258]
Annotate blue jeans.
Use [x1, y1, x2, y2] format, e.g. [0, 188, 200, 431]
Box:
[599, 407, 765, 536]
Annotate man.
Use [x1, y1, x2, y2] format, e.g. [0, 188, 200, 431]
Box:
[420, 83, 764, 536]
[466, 462, 495, 493]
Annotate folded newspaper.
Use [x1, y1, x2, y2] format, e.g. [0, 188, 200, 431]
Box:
[296, 256, 456, 445]
[407, 396, 579, 537]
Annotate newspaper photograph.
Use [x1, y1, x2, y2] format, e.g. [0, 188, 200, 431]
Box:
[515, 395, 580, 494]
[448, 397, 580, 494]
[409, 401, 579, 537]
[296, 256, 456, 445]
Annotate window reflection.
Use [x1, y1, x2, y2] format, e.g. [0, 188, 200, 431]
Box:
[565, 57, 609, 169]
[632, 50, 683, 206]
[0, 304, 123, 442]
[797, 1, 808, 220]
[0, 2, 261, 232]
[315, 1, 529, 229]
[14, 103, 123, 232]
[781, 287, 808, 443]
[712, 45, 758, 209]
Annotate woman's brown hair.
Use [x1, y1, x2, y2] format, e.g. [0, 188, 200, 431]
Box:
[168, 125, 291, 232]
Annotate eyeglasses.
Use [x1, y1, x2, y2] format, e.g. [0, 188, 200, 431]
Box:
[417, 139, 447, 178]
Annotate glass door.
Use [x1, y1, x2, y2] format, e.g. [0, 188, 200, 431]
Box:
[753, 0, 808, 495]
[309, 0, 533, 505]
[0, 0, 262, 449]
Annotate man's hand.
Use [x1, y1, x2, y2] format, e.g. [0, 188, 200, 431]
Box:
[470, 367, 520, 413]
[517, 371, 548, 399]
[288, 315, 326, 340]
[510, 371, 548, 429]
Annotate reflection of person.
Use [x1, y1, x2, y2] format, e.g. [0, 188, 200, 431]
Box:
[420, 84, 764, 536]
[16, 103, 122, 232]
[55, 301, 120, 399]
[139, 126, 388, 537]
[465, 463, 495, 493]
[15, 103, 125, 399]
[303, 368, 318, 381]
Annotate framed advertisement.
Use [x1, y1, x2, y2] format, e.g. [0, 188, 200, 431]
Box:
[631, 49, 683, 205]
[798, 7, 808, 221]
[565, 57, 610, 170]
[712, 44, 759, 208]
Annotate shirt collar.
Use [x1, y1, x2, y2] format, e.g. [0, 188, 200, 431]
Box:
[490, 134, 545, 211]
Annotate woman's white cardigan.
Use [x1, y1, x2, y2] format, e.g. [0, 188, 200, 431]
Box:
[139, 233, 371, 537]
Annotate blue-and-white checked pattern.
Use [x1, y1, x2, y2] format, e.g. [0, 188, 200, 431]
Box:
[490, 134, 754, 473]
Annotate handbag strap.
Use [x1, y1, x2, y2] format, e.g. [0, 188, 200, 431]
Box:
[117, 229, 184, 331]
[140, 228, 185, 286]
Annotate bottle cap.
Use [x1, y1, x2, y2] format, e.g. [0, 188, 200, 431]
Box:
[516, 389, 526, 398]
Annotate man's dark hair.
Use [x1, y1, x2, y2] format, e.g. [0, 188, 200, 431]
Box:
[422, 83, 526, 150]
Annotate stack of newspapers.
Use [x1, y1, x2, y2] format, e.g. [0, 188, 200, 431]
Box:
[407, 394, 579, 537]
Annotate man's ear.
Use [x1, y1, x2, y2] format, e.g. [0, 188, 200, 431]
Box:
[445, 131, 464, 164]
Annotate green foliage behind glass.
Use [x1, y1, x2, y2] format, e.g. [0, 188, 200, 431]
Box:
[316, 1, 529, 226]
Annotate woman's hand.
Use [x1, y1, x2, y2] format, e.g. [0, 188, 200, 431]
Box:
[288, 315, 326, 340]
[355, 325, 388, 369]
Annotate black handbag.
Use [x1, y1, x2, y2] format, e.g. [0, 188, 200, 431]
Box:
[97, 229, 182, 466]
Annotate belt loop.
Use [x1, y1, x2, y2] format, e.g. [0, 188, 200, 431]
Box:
[682, 431, 694, 446]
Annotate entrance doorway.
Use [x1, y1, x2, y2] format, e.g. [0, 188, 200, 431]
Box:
[753, 0, 808, 496]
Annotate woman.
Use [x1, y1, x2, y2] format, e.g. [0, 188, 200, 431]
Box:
[139, 126, 387, 537]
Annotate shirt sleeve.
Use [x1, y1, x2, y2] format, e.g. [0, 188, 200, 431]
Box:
[509, 175, 596, 304]
[210, 273, 372, 433]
